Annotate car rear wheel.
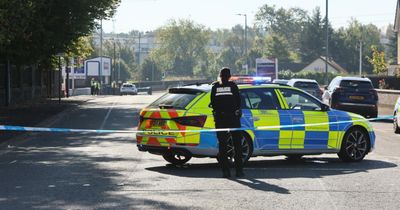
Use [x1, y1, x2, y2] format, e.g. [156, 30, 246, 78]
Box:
[221, 132, 253, 166]
[394, 112, 400, 134]
[338, 127, 369, 162]
[162, 150, 192, 165]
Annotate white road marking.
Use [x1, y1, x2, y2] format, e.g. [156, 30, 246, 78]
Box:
[99, 97, 119, 130]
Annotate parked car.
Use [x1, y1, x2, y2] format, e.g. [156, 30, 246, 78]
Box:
[394, 96, 400, 134]
[287, 79, 323, 100]
[272, 79, 289, 85]
[323, 76, 378, 118]
[120, 83, 138, 95]
[136, 82, 375, 165]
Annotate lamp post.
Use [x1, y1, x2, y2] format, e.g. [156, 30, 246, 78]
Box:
[236, 13, 248, 74]
[325, 0, 329, 85]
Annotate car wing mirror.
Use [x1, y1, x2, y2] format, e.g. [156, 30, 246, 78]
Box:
[321, 103, 330, 111]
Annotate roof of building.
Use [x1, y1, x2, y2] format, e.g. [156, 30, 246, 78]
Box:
[318, 56, 349, 74]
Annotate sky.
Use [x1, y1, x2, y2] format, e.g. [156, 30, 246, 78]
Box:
[102, 0, 397, 33]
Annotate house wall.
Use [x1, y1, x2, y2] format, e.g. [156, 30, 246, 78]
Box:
[300, 59, 340, 74]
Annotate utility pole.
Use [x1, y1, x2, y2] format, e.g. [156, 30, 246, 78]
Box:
[99, 19, 103, 86]
[359, 41, 363, 76]
[237, 13, 248, 74]
[138, 32, 141, 83]
[325, 0, 329, 85]
[112, 19, 116, 85]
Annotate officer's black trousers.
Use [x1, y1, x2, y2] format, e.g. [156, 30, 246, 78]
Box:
[214, 113, 243, 173]
[217, 130, 243, 172]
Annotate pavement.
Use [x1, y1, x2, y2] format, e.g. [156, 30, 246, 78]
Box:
[0, 95, 96, 143]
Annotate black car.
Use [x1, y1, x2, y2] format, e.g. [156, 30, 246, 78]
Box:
[322, 76, 378, 118]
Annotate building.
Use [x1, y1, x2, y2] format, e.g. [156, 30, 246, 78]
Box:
[299, 56, 348, 74]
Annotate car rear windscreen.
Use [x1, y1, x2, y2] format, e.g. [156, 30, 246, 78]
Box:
[294, 82, 319, 89]
[149, 92, 199, 109]
[340, 80, 373, 89]
[123, 84, 133, 88]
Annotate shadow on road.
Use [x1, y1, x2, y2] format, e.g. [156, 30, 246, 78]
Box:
[146, 157, 397, 194]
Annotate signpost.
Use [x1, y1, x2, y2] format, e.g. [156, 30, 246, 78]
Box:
[256, 58, 278, 82]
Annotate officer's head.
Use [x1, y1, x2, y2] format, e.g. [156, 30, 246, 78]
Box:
[219, 67, 231, 84]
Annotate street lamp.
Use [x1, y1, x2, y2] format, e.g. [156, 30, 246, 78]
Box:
[325, 0, 329, 85]
[236, 13, 248, 74]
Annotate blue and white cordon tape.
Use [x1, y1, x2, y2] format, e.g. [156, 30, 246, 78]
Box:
[0, 115, 394, 134]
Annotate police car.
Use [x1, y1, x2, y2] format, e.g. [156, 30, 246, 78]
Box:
[136, 81, 375, 165]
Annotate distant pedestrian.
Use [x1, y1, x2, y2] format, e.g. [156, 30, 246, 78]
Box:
[90, 78, 96, 95]
[95, 81, 101, 95]
[210, 67, 244, 178]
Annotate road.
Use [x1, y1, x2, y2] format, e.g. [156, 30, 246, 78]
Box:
[0, 94, 399, 209]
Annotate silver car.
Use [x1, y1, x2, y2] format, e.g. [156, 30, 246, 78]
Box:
[120, 83, 138, 95]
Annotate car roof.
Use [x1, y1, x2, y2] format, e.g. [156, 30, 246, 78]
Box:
[170, 83, 294, 93]
[288, 78, 318, 83]
[336, 76, 372, 82]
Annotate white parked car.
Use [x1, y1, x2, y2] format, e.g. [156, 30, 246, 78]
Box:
[394, 96, 400, 134]
[120, 83, 137, 95]
[287, 79, 323, 100]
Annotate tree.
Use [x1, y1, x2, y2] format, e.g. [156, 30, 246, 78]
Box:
[152, 19, 210, 76]
[140, 58, 161, 81]
[299, 7, 325, 62]
[332, 20, 383, 74]
[385, 24, 397, 65]
[0, 0, 120, 65]
[263, 33, 291, 62]
[367, 45, 388, 74]
[254, 4, 307, 57]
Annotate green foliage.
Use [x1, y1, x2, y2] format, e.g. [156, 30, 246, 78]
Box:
[299, 7, 326, 63]
[65, 36, 93, 59]
[0, 0, 120, 65]
[332, 20, 383, 74]
[385, 24, 397, 65]
[140, 58, 161, 81]
[264, 33, 291, 62]
[151, 19, 210, 76]
[367, 45, 388, 74]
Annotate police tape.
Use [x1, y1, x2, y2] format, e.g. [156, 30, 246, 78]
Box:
[0, 115, 395, 134]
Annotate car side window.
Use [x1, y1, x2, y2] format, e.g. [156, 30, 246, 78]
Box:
[240, 92, 251, 109]
[241, 89, 279, 110]
[280, 89, 322, 111]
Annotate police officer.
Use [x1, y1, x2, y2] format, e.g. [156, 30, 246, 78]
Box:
[210, 67, 244, 178]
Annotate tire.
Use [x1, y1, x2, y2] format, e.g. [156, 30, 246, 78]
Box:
[394, 112, 400, 134]
[286, 155, 303, 161]
[220, 132, 253, 167]
[162, 151, 192, 165]
[338, 127, 369, 162]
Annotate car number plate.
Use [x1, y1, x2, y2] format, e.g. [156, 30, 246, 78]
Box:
[150, 119, 166, 127]
[349, 95, 364, 100]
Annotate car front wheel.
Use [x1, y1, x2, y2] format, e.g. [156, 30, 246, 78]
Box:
[338, 127, 369, 162]
[220, 132, 253, 166]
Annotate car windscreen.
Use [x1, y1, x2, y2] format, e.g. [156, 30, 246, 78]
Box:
[340, 80, 373, 89]
[294, 82, 319, 89]
[149, 92, 200, 109]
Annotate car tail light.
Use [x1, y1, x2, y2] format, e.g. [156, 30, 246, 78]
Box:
[174, 116, 207, 127]
[369, 89, 378, 100]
